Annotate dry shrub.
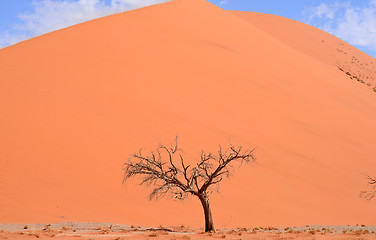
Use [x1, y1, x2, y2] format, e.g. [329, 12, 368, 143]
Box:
[61, 226, 69, 231]
[100, 228, 111, 234]
[354, 229, 369, 235]
[266, 226, 278, 231]
[148, 232, 158, 237]
[238, 227, 248, 232]
[43, 224, 52, 233]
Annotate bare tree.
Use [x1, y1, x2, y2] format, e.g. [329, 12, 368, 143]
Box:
[122, 137, 256, 232]
[360, 174, 376, 200]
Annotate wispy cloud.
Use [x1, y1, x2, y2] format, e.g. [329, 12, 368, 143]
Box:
[219, 0, 228, 6]
[303, 0, 376, 51]
[0, 0, 169, 48]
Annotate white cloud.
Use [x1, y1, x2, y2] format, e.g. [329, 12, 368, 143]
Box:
[219, 0, 228, 6]
[304, 0, 376, 51]
[0, 0, 169, 48]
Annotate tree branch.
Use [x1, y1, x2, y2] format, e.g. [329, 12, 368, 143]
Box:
[198, 145, 256, 194]
[123, 138, 256, 200]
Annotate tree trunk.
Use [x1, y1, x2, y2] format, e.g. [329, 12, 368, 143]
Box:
[198, 193, 214, 232]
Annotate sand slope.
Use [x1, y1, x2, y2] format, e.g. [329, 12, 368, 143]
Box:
[0, 0, 376, 227]
[231, 11, 376, 92]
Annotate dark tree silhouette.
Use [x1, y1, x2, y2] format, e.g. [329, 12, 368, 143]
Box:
[360, 175, 376, 200]
[122, 137, 256, 232]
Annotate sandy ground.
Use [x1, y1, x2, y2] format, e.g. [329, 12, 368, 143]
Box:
[1, 223, 376, 240]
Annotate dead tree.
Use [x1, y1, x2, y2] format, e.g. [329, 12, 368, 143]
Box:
[123, 137, 256, 232]
[360, 175, 376, 201]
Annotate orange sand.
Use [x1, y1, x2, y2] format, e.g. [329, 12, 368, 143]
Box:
[231, 11, 376, 92]
[0, 0, 376, 228]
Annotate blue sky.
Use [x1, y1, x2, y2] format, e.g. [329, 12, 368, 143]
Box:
[1, 0, 376, 58]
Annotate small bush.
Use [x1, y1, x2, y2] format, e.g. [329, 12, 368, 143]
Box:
[61, 226, 69, 231]
[148, 233, 158, 237]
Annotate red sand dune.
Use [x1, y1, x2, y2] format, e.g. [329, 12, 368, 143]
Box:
[231, 11, 376, 92]
[1, 0, 376, 228]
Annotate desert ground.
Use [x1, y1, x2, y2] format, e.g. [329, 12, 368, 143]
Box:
[1, 223, 376, 240]
[1, 0, 376, 234]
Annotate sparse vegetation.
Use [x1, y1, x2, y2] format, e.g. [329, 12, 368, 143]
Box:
[337, 66, 376, 92]
[99, 228, 111, 234]
[148, 232, 158, 237]
[354, 229, 370, 235]
[2, 224, 376, 239]
[123, 137, 256, 232]
[43, 224, 51, 233]
[61, 226, 69, 231]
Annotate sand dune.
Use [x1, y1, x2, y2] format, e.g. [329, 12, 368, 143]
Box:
[0, 0, 375, 228]
[231, 11, 376, 92]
